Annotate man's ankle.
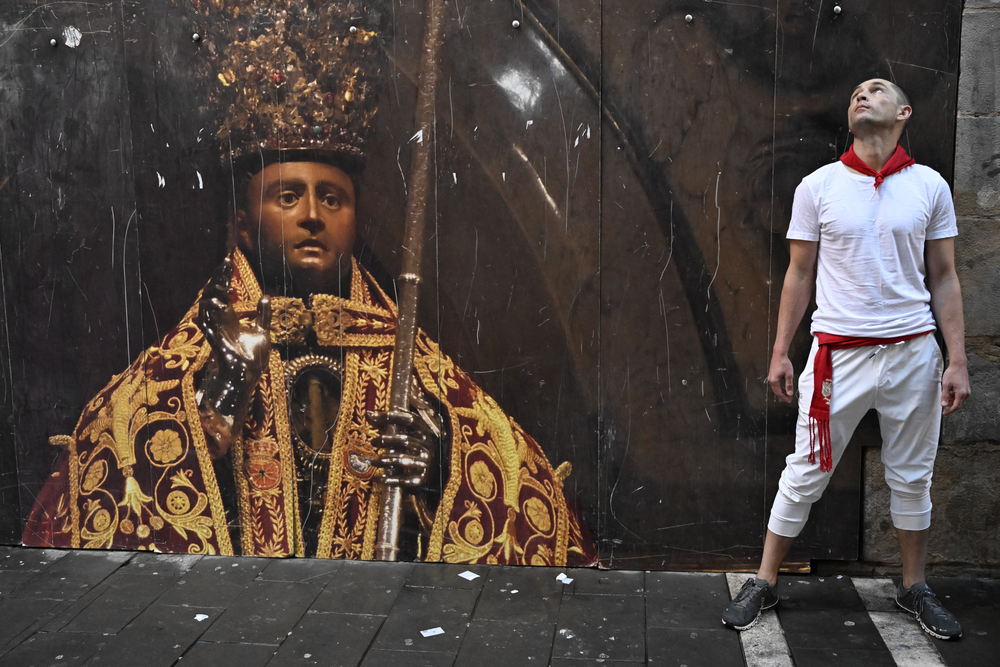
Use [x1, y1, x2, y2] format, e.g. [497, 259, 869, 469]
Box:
[755, 573, 777, 588]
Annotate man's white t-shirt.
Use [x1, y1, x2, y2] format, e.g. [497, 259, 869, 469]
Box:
[787, 161, 958, 337]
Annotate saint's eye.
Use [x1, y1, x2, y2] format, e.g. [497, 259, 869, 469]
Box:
[322, 194, 341, 208]
[279, 191, 299, 206]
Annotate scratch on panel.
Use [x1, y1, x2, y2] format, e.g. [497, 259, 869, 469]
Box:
[461, 228, 478, 320]
[706, 172, 721, 311]
[552, 78, 571, 232]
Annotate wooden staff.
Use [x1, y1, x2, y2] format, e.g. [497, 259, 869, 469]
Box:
[374, 0, 447, 562]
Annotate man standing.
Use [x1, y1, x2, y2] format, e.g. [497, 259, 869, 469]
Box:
[722, 79, 969, 640]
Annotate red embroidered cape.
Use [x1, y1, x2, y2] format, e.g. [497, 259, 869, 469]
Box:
[23, 250, 596, 566]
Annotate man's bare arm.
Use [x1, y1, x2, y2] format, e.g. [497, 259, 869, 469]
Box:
[768, 240, 818, 403]
[926, 237, 970, 414]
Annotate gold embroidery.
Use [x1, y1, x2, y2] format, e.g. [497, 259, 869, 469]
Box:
[81, 460, 107, 494]
[443, 501, 492, 563]
[153, 324, 204, 371]
[523, 497, 552, 534]
[180, 335, 233, 555]
[469, 460, 496, 500]
[149, 430, 184, 465]
[79, 370, 179, 470]
[81, 496, 117, 549]
[156, 470, 216, 555]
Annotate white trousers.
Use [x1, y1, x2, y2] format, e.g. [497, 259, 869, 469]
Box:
[768, 333, 944, 537]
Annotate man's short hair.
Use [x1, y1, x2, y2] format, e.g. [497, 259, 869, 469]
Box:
[886, 80, 910, 108]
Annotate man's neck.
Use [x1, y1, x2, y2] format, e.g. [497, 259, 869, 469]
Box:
[847, 133, 902, 173]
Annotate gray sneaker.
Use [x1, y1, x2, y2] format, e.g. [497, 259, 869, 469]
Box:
[722, 577, 778, 630]
[895, 581, 962, 640]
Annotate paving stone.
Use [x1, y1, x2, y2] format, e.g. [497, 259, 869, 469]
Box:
[472, 567, 562, 624]
[453, 620, 554, 666]
[0, 549, 67, 572]
[81, 604, 219, 667]
[125, 553, 201, 578]
[0, 597, 63, 645]
[199, 580, 323, 645]
[40, 574, 130, 633]
[0, 570, 38, 596]
[552, 594, 645, 662]
[776, 574, 866, 611]
[549, 660, 644, 666]
[789, 647, 897, 667]
[174, 641, 276, 667]
[310, 560, 413, 616]
[258, 557, 343, 584]
[778, 608, 888, 651]
[646, 627, 743, 666]
[360, 649, 456, 667]
[369, 585, 479, 654]
[8, 551, 132, 601]
[925, 577, 1000, 667]
[0, 630, 107, 667]
[156, 556, 265, 608]
[60, 569, 182, 634]
[268, 610, 384, 667]
[405, 562, 489, 589]
[645, 571, 730, 629]
[562, 568, 645, 597]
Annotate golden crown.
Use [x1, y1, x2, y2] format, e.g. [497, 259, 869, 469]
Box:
[185, 0, 382, 167]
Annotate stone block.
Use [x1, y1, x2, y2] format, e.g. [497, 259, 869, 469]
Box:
[953, 117, 1000, 218]
[954, 219, 1000, 336]
[942, 351, 1000, 443]
[959, 9, 1000, 114]
[863, 445, 1000, 567]
[965, 1, 1000, 9]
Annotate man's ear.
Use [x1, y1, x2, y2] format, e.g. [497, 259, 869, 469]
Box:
[898, 105, 913, 122]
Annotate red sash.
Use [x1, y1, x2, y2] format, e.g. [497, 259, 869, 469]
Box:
[808, 331, 931, 471]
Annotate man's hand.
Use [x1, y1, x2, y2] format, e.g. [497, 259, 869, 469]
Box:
[366, 409, 433, 488]
[197, 258, 272, 458]
[940, 362, 970, 415]
[768, 353, 796, 403]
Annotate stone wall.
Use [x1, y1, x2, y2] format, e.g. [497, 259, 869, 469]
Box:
[863, 0, 1000, 572]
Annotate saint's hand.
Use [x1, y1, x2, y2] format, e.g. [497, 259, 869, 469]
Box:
[367, 409, 434, 488]
[197, 258, 272, 457]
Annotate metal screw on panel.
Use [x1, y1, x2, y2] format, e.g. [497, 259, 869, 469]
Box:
[685, 14, 693, 23]
[49, 38, 58, 47]
[191, 32, 201, 41]
[833, 5, 842, 14]
[349, 26, 358, 34]
[512, 20, 520, 29]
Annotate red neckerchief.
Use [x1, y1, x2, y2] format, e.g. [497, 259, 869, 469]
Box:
[808, 331, 931, 472]
[839, 144, 915, 189]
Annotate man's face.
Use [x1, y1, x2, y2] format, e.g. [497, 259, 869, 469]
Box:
[848, 79, 909, 136]
[237, 161, 356, 296]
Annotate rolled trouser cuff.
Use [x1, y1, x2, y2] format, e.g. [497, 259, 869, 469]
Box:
[889, 490, 932, 531]
[767, 490, 812, 538]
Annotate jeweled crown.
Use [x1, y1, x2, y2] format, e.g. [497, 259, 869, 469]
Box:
[185, 0, 382, 167]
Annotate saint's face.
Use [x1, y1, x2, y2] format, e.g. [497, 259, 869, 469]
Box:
[237, 161, 356, 297]
[848, 78, 907, 136]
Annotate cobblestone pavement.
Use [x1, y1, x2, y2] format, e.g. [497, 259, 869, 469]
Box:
[0, 546, 995, 666]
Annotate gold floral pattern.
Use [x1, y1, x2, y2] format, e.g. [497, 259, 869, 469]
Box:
[150, 430, 183, 465]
